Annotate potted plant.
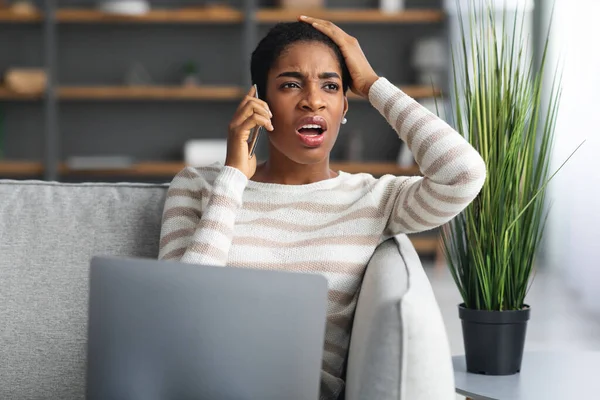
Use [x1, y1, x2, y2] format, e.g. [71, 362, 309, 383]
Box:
[441, 0, 583, 375]
[182, 61, 201, 87]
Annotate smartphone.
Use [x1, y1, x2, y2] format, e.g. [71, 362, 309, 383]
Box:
[248, 84, 263, 159]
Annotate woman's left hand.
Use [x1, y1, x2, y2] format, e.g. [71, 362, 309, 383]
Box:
[299, 15, 379, 98]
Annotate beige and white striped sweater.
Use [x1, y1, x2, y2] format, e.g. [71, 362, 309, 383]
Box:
[158, 77, 486, 399]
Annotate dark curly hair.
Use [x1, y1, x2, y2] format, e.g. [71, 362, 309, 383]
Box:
[250, 22, 351, 101]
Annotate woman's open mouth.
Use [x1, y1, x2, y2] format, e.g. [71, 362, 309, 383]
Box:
[295, 116, 327, 148]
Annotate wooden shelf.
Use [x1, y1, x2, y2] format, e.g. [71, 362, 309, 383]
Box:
[408, 235, 440, 253]
[348, 85, 441, 100]
[0, 161, 44, 176]
[0, 7, 445, 25]
[59, 162, 183, 177]
[59, 161, 420, 177]
[0, 9, 42, 22]
[0, 87, 44, 100]
[55, 85, 438, 101]
[56, 7, 244, 23]
[257, 9, 445, 24]
[59, 86, 245, 101]
[0, 86, 246, 101]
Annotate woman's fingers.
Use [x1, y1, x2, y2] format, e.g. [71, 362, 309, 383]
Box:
[241, 101, 272, 123]
[299, 15, 334, 29]
[236, 86, 272, 117]
[225, 87, 266, 178]
[230, 101, 273, 131]
[236, 114, 274, 139]
[298, 15, 349, 44]
[247, 84, 256, 97]
[236, 96, 272, 118]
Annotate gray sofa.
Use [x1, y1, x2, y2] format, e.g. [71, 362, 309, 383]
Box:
[0, 179, 455, 400]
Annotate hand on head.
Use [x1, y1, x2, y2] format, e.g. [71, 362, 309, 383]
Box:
[298, 15, 379, 98]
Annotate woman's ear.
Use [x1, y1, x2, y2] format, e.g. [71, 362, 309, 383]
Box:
[342, 95, 349, 120]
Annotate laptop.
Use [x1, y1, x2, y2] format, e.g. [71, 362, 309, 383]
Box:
[86, 256, 329, 400]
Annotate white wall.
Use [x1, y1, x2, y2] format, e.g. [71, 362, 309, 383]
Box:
[542, 0, 600, 315]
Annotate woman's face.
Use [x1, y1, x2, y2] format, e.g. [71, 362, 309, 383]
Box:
[264, 41, 348, 165]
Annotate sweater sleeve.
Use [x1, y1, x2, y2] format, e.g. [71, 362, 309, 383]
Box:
[368, 77, 487, 235]
[158, 165, 248, 266]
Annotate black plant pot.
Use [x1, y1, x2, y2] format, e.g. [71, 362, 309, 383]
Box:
[459, 304, 530, 375]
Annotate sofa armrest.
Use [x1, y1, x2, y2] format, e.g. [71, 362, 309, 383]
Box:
[345, 235, 455, 400]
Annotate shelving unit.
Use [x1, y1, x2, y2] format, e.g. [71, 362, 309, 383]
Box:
[0, 1, 446, 188]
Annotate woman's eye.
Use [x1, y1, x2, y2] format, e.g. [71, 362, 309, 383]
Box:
[282, 82, 300, 89]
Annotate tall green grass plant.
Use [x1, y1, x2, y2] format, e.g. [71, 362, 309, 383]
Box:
[441, 0, 582, 311]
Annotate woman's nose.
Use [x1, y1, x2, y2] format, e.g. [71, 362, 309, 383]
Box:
[299, 85, 326, 111]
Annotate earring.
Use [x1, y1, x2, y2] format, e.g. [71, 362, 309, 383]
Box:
[341, 117, 347, 125]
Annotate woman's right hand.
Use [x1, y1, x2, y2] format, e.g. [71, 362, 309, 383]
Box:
[225, 85, 274, 179]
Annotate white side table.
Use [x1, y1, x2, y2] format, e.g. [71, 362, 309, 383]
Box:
[453, 351, 600, 399]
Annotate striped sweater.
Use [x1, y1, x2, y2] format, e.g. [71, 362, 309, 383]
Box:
[158, 77, 486, 399]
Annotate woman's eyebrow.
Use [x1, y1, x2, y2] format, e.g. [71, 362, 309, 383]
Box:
[276, 71, 305, 79]
[319, 72, 341, 80]
[275, 71, 341, 80]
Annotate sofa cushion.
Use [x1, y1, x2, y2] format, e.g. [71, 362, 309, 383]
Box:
[345, 237, 409, 400]
[345, 234, 455, 400]
[0, 180, 168, 400]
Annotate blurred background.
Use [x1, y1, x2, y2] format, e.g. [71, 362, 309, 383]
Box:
[0, 0, 449, 261]
[0, 0, 448, 184]
[0, 0, 598, 359]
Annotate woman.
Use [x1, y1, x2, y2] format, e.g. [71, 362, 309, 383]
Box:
[159, 16, 486, 400]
